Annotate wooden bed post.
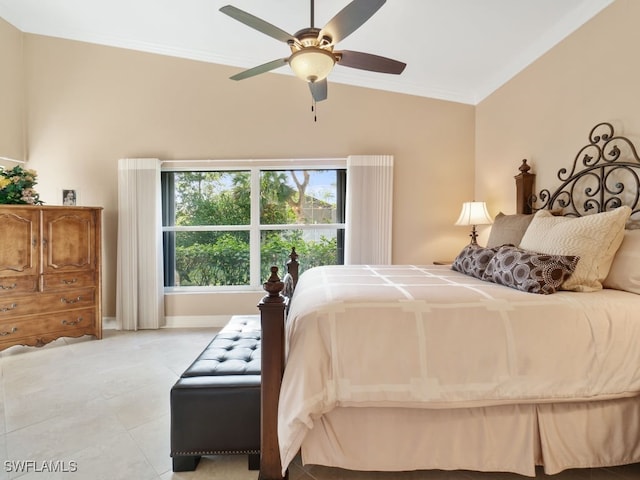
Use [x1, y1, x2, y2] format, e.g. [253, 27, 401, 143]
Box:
[286, 247, 299, 289]
[515, 159, 535, 214]
[258, 266, 289, 480]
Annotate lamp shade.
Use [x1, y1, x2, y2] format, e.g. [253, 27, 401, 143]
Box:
[455, 202, 493, 226]
[289, 48, 335, 83]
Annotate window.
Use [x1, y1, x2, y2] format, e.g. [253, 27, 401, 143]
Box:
[162, 164, 346, 290]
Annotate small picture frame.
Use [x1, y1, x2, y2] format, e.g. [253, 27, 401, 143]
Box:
[62, 189, 77, 206]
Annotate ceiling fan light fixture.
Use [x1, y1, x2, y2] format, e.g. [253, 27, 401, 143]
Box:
[289, 48, 335, 83]
[221, 0, 405, 102]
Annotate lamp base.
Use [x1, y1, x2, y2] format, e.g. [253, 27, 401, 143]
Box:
[468, 225, 479, 245]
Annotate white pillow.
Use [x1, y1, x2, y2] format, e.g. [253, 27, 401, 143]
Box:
[603, 229, 640, 294]
[486, 212, 534, 248]
[519, 206, 631, 291]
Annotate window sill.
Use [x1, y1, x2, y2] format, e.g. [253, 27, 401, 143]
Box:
[164, 286, 264, 294]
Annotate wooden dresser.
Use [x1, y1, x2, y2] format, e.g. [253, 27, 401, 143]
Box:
[0, 205, 102, 351]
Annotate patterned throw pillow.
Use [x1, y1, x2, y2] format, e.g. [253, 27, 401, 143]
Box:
[483, 245, 579, 294]
[451, 244, 498, 279]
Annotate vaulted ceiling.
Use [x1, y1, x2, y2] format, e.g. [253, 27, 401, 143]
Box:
[0, 0, 613, 104]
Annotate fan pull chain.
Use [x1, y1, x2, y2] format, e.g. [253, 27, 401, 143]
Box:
[312, 99, 317, 122]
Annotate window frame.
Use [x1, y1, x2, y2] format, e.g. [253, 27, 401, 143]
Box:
[161, 158, 347, 292]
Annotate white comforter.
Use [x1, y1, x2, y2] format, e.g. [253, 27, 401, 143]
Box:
[278, 265, 640, 470]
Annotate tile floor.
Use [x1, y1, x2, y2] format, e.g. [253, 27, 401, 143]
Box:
[1, 328, 639, 480]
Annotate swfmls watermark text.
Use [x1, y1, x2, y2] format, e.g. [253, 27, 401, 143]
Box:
[4, 460, 78, 473]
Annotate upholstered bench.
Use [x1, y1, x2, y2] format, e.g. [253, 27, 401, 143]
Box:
[170, 315, 261, 472]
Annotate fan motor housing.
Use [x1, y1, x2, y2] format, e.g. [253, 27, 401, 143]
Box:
[290, 28, 333, 50]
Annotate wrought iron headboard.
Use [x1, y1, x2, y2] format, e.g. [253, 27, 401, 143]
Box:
[517, 122, 640, 226]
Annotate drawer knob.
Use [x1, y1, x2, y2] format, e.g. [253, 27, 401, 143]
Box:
[60, 296, 82, 304]
[62, 317, 83, 326]
[0, 327, 17, 336]
[0, 303, 17, 312]
[0, 283, 17, 290]
[62, 278, 78, 285]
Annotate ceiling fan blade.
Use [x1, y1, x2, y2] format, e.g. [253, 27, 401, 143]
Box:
[309, 79, 328, 102]
[337, 50, 406, 74]
[220, 5, 296, 44]
[320, 0, 386, 44]
[230, 58, 289, 81]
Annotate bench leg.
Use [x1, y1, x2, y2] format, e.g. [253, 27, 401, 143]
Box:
[248, 453, 260, 470]
[172, 455, 201, 472]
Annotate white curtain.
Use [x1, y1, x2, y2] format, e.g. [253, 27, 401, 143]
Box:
[116, 158, 165, 330]
[345, 155, 394, 265]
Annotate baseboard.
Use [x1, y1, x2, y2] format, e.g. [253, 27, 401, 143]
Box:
[163, 315, 233, 328]
[101, 314, 260, 330]
[103, 316, 117, 330]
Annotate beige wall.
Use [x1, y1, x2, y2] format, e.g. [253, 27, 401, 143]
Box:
[0, 18, 24, 162]
[476, 0, 640, 224]
[7, 0, 636, 322]
[18, 34, 475, 319]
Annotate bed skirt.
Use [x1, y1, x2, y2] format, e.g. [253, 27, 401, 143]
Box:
[299, 396, 640, 477]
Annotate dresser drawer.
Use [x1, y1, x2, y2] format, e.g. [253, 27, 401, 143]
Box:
[0, 275, 39, 296]
[42, 271, 96, 292]
[0, 308, 97, 348]
[0, 288, 95, 318]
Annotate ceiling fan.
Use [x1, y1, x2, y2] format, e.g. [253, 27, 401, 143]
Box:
[219, 0, 407, 102]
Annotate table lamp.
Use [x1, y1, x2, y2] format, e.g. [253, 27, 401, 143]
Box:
[455, 201, 493, 245]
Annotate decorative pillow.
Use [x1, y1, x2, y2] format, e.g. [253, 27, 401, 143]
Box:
[483, 245, 579, 294]
[486, 212, 534, 248]
[451, 244, 497, 279]
[603, 229, 640, 294]
[519, 206, 631, 291]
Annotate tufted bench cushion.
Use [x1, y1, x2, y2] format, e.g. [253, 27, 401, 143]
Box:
[170, 315, 261, 472]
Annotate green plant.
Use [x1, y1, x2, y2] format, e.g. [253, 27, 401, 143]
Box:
[0, 165, 44, 205]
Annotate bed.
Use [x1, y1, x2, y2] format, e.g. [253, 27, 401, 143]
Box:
[257, 122, 640, 479]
